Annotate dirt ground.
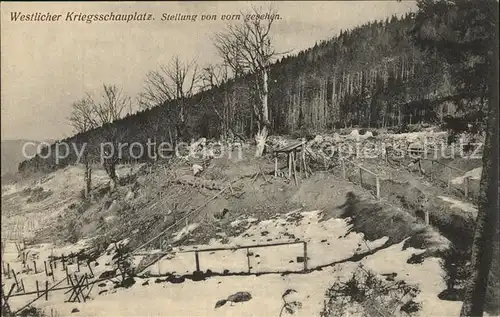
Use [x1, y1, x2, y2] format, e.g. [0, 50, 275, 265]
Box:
[1, 130, 488, 316]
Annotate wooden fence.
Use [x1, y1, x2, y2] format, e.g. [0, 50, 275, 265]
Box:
[339, 158, 381, 200]
[178, 240, 309, 274]
[416, 158, 478, 200]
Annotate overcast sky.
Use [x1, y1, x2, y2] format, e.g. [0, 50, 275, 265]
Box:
[1, 1, 416, 141]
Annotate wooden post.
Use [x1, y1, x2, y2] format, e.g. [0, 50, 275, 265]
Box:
[376, 176, 381, 200]
[303, 242, 308, 271]
[33, 261, 38, 274]
[77, 260, 80, 272]
[464, 176, 469, 198]
[302, 142, 308, 178]
[425, 210, 430, 225]
[359, 167, 363, 185]
[84, 273, 89, 291]
[292, 151, 298, 186]
[45, 281, 49, 301]
[20, 279, 25, 293]
[430, 160, 434, 181]
[298, 150, 302, 175]
[12, 270, 19, 291]
[7, 263, 11, 278]
[447, 168, 451, 188]
[288, 153, 292, 179]
[66, 266, 70, 285]
[50, 262, 55, 281]
[246, 248, 251, 273]
[36, 280, 40, 296]
[194, 251, 200, 272]
[87, 261, 94, 278]
[342, 159, 346, 179]
[44, 261, 48, 276]
[274, 154, 278, 177]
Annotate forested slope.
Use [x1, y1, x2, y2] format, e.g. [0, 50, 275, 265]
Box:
[19, 13, 478, 172]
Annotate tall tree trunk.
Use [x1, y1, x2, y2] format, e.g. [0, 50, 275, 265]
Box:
[84, 160, 92, 199]
[460, 33, 499, 317]
[255, 69, 270, 157]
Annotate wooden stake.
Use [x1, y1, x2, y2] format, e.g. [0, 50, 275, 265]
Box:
[359, 167, 363, 185]
[302, 143, 308, 178]
[7, 263, 10, 278]
[447, 169, 451, 188]
[288, 153, 292, 179]
[12, 270, 19, 291]
[464, 176, 469, 198]
[20, 279, 25, 293]
[342, 159, 346, 179]
[303, 242, 308, 271]
[87, 261, 94, 278]
[84, 273, 89, 291]
[44, 261, 48, 276]
[274, 154, 278, 177]
[376, 177, 381, 200]
[194, 251, 200, 272]
[36, 280, 40, 296]
[33, 261, 37, 274]
[45, 281, 49, 301]
[246, 248, 251, 273]
[298, 151, 302, 175]
[292, 152, 298, 186]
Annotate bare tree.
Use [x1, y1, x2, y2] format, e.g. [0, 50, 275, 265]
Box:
[68, 84, 131, 195]
[214, 5, 280, 157]
[201, 63, 229, 90]
[69, 96, 99, 134]
[69, 84, 130, 132]
[90, 84, 131, 124]
[139, 55, 201, 141]
[200, 64, 246, 142]
[69, 96, 98, 199]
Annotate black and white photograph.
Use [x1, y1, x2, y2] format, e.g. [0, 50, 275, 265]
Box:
[1, 1, 498, 316]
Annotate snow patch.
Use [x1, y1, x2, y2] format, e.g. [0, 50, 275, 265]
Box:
[172, 223, 200, 242]
[438, 196, 478, 214]
[451, 167, 482, 185]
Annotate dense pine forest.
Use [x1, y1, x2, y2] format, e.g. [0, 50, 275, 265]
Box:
[19, 12, 483, 171]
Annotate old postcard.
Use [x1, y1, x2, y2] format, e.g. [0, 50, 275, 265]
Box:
[1, 1, 498, 316]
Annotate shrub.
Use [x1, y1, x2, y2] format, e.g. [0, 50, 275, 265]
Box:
[17, 306, 46, 317]
[112, 243, 135, 287]
[320, 265, 421, 317]
[65, 218, 81, 244]
[440, 245, 471, 292]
